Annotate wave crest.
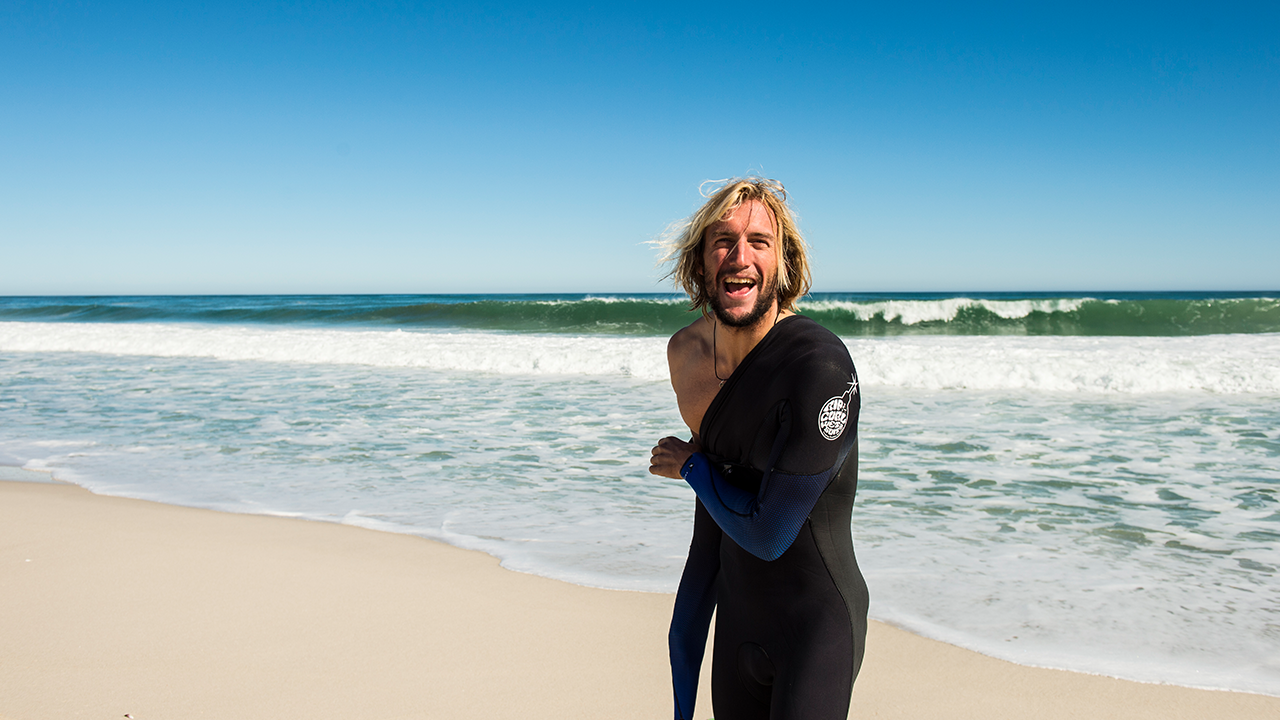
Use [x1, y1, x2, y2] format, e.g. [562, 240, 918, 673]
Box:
[2, 294, 1277, 336]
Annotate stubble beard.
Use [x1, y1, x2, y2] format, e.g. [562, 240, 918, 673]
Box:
[707, 271, 780, 329]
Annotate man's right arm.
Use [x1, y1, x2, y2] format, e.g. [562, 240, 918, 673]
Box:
[651, 320, 711, 479]
[661, 318, 719, 720]
[667, 318, 716, 440]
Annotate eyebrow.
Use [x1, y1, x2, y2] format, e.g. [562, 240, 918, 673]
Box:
[708, 227, 776, 240]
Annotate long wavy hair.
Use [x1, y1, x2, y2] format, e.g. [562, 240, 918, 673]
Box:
[656, 177, 812, 314]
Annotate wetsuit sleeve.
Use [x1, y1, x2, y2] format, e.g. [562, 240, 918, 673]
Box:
[681, 357, 859, 562]
[668, 498, 719, 720]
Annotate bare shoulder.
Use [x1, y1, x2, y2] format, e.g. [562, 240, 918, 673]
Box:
[667, 316, 711, 381]
[667, 315, 716, 437]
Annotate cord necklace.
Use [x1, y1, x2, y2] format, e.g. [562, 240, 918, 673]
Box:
[712, 305, 781, 387]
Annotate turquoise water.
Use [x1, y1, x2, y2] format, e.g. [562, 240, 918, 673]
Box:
[2, 292, 1278, 336]
[1, 293, 1277, 695]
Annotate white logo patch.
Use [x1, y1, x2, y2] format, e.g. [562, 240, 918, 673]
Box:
[818, 375, 859, 441]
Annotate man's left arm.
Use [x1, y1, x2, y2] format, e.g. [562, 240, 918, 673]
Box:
[680, 351, 860, 561]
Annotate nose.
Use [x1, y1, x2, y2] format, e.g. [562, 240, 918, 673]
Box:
[726, 237, 751, 266]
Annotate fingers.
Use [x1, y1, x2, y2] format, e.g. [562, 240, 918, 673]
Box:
[649, 439, 671, 477]
[649, 436, 694, 479]
[656, 436, 691, 453]
[649, 440, 672, 477]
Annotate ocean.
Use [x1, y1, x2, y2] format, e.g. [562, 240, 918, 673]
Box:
[1, 293, 1277, 695]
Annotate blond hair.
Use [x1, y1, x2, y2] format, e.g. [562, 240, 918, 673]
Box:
[656, 177, 812, 313]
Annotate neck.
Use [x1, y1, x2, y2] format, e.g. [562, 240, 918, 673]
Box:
[713, 302, 786, 379]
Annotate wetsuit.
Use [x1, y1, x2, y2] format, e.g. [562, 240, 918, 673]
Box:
[669, 315, 868, 720]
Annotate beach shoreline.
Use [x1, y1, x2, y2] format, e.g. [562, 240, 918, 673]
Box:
[3, 477, 1277, 720]
[4, 296, 1276, 696]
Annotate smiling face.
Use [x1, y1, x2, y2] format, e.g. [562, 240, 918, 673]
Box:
[701, 199, 781, 328]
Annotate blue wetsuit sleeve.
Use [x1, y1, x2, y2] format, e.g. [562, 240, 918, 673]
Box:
[680, 448, 835, 562]
[668, 498, 719, 720]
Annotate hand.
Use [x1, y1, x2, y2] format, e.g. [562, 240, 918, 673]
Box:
[649, 436, 700, 479]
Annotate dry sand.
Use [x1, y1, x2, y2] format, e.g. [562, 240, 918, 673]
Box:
[2, 478, 1276, 720]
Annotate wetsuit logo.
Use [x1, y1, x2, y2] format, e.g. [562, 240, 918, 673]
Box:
[818, 374, 858, 441]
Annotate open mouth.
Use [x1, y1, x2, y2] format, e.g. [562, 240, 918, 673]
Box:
[722, 276, 757, 298]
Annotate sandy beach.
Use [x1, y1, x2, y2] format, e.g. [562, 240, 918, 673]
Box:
[2, 477, 1276, 720]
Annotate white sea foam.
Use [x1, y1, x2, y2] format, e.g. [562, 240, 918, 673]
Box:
[848, 334, 1280, 394]
[798, 296, 1092, 324]
[0, 322, 671, 380]
[3, 322, 1278, 395]
[577, 295, 686, 304]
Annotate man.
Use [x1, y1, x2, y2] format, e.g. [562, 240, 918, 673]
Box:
[649, 178, 868, 720]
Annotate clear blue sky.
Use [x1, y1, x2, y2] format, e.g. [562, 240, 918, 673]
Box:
[2, 2, 1276, 294]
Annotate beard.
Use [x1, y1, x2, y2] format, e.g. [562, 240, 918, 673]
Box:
[708, 271, 779, 329]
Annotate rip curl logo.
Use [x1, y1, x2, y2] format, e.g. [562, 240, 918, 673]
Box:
[818, 374, 859, 441]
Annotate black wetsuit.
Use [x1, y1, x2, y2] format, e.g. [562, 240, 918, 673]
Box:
[669, 315, 868, 720]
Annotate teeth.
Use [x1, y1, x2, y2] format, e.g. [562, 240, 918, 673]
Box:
[725, 278, 755, 287]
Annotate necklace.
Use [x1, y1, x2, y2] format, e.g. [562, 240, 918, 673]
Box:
[713, 319, 727, 386]
[713, 307, 782, 386]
